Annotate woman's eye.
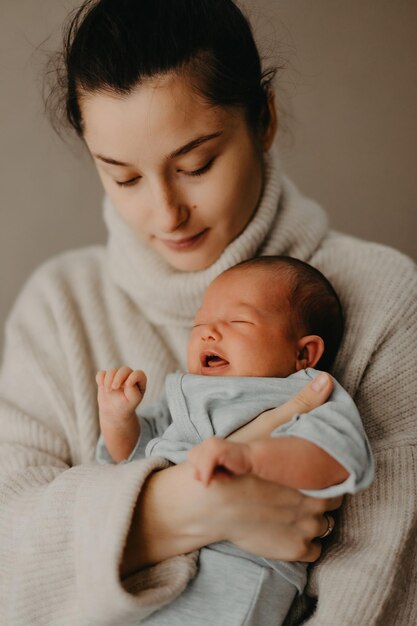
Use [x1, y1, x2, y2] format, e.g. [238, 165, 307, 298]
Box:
[116, 159, 215, 187]
[116, 176, 141, 188]
[187, 157, 215, 177]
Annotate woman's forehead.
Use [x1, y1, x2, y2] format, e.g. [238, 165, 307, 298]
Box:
[82, 74, 243, 162]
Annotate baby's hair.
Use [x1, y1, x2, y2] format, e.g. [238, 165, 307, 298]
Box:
[45, 0, 279, 138]
[227, 256, 344, 372]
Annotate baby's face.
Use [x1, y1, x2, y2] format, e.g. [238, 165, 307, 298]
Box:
[187, 269, 299, 377]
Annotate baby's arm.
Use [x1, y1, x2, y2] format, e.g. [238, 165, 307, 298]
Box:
[188, 436, 349, 490]
[96, 366, 147, 463]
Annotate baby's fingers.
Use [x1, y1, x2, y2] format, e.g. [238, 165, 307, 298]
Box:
[125, 370, 147, 395]
[189, 438, 223, 486]
[96, 370, 105, 387]
[104, 368, 118, 391]
[112, 366, 134, 390]
[192, 453, 218, 487]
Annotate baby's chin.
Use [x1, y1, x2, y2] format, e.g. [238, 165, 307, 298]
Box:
[190, 363, 234, 376]
[189, 363, 262, 377]
[188, 361, 293, 378]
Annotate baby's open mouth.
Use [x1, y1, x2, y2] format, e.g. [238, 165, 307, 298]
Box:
[200, 351, 230, 368]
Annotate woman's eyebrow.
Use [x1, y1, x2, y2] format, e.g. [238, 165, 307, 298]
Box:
[93, 154, 131, 167]
[92, 131, 223, 168]
[168, 131, 223, 159]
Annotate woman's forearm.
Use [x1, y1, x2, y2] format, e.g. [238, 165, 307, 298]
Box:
[120, 454, 342, 579]
[120, 374, 337, 578]
[120, 461, 222, 577]
[248, 437, 349, 489]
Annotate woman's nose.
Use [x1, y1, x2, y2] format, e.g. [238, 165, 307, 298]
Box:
[152, 180, 190, 233]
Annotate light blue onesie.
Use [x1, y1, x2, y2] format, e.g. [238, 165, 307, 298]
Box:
[96, 368, 374, 625]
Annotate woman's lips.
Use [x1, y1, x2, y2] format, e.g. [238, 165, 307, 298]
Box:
[160, 228, 209, 251]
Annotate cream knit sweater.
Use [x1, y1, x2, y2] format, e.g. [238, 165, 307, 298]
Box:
[0, 150, 416, 626]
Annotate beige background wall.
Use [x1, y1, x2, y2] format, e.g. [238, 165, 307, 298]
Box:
[1, 0, 416, 352]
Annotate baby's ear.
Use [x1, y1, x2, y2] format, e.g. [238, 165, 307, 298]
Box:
[295, 335, 325, 371]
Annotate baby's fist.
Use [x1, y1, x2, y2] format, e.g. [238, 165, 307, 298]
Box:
[188, 437, 253, 486]
[96, 366, 147, 422]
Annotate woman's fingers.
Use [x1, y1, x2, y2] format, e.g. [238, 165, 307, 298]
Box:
[228, 373, 334, 444]
[299, 510, 334, 541]
[306, 494, 343, 515]
[301, 540, 322, 563]
[317, 513, 335, 539]
[290, 372, 333, 415]
[210, 474, 342, 563]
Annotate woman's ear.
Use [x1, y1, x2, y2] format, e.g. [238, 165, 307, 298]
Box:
[262, 91, 278, 151]
[295, 335, 325, 371]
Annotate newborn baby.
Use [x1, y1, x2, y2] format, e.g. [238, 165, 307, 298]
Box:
[95, 256, 374, 626]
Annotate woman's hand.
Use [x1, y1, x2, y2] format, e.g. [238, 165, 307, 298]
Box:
[212, 473, 341, 562]
[229, 371, 333, 443]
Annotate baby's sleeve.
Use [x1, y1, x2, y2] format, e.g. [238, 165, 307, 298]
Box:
[271, 371, 374, 498]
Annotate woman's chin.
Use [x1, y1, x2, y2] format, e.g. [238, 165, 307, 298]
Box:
[154, 243, 223, 272]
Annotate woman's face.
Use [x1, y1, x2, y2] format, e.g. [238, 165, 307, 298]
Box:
[82, 74, 273, 271]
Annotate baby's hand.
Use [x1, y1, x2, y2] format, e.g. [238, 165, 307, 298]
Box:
[96, 367, 147, 424]
[188, 437, 253, 486]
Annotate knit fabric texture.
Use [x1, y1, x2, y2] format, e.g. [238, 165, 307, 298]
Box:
[0, 147, 416, 625]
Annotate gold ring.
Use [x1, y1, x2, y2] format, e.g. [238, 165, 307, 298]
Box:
[318, 513, 335, 539]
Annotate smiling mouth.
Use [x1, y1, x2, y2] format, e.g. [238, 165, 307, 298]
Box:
[160, 229, 209, 251]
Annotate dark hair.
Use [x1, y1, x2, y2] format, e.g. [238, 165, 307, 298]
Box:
[227, 256, 345, 372]
[46, 0, 278, 138]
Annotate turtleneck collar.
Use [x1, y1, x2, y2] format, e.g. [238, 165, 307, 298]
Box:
[103, 146, 328, 326]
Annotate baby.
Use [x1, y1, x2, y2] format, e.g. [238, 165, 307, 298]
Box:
[95, 256, 374, 626]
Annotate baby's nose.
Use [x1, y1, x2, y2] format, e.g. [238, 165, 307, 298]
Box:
[201, 324, 221, 341]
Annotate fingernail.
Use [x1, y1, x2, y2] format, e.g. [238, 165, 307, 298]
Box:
[312, 373, 328, 392]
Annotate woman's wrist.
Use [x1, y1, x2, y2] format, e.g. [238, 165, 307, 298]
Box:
[120, 461, 226, 577]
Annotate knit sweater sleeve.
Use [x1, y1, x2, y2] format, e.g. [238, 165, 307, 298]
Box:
[292, 256, 417, 626]
[0, 265, 197, 626]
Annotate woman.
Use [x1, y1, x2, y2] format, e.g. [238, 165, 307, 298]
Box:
[0, 1, 416, 625]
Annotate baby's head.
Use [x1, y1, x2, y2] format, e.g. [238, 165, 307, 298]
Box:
[187, 256, 344, 377]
